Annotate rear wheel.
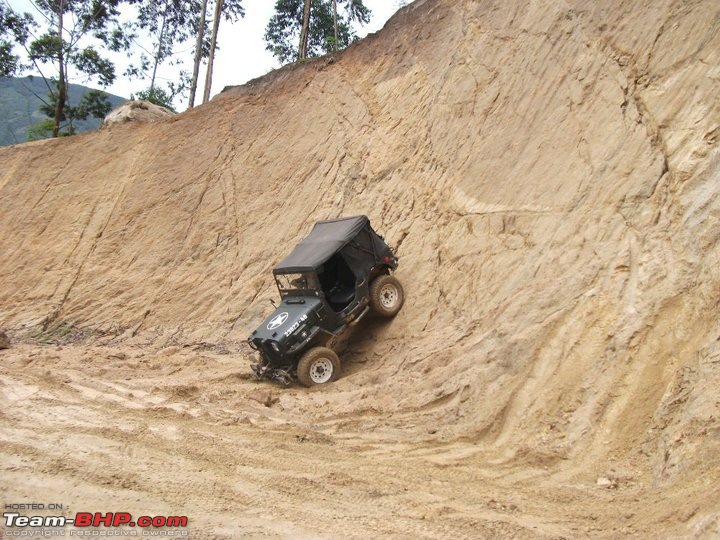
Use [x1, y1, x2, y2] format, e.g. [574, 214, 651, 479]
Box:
[296, 347, 341, 387]
[369, 274, 404, 317]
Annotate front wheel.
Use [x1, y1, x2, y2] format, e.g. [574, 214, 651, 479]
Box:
[369, 275, 404, 317]
[296, 347, 341, 387]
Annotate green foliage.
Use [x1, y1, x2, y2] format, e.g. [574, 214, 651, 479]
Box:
[36, 85, 114, 137]
[128, 0, 240, 104]
[72, 48, 115, 86]
[0, 76, 125, 146]
[136, 0, 198, 38]
[135, 1, 191, 69]
[27, 33, 118, 90]
[3, 1, 133, 137]
[219, 0, 246, 23]
[0, 5, 34, 76]
[344, 0, 371, 23]
[0, 43, 19, 77]
[28, 32, 63, 64]
[74, 89, 115, 120]
[265, 0, 371, 64]
[131, 86, 176, 111]
[27, 118, 56, 141]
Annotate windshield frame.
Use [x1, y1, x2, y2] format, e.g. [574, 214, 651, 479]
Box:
[274, 272, 320, 295]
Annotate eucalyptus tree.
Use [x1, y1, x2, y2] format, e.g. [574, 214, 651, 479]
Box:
[187, 0, 209, 107]
[182, 0, 243, 107]
[2, 0, 135, 137]
[297, 0, 310, 60]
[265, 0, 371, 64]
[132, 0, 198, 103]
[200, 0, 243, 104]
[0, 4, 34, 77]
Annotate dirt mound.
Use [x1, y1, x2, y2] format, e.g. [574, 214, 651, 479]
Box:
[1, 0, 719, 536]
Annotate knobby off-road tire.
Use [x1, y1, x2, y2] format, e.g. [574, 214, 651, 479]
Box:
[369, 274, 404, 317]
[296, 347, 341, 387]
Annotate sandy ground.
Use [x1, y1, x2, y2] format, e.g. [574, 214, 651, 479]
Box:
[2, 341, 717, 539]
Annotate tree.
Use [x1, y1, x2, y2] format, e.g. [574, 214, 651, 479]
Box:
[198, 0, 244, 105]
[265, 0, 371, 64]
[131, 86, 175, 110]
[32, 88, 117, 137]
[331, 0, 337, 52]
[297, 0, 311, 60]
[201, 0, 223, 103]
[3, 0, 134, 138]
[133, 0, 198, 98]
[0, 5, 34, 77]
[187, 0, 209, 107]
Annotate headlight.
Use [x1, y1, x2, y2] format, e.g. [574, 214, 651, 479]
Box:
[271, 342, 280, 352]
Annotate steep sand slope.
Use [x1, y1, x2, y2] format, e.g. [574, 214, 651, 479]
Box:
[1, 0, 719, 536]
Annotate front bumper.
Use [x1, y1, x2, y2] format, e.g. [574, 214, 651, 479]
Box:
[250, 360, 293, 385]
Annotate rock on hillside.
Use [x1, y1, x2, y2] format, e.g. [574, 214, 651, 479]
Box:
[0, 0, 719, 534]
[102, 100, 175, 127]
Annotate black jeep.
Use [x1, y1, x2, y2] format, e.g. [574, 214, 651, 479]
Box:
[248, 216, 404, 387]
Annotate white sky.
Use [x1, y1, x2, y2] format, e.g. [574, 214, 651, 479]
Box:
[6, 0, 403, 107]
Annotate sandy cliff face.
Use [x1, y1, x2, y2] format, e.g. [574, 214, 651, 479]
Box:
[1, 0, 719, 536]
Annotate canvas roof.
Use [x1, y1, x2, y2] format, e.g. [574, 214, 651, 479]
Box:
[273, 216, 370, 274]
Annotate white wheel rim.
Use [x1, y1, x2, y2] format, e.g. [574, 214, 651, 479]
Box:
[380, 283, 399, 309]
[309, 358, 334, 384]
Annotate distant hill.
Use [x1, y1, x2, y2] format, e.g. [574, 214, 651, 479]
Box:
[0, 76, 126, 146]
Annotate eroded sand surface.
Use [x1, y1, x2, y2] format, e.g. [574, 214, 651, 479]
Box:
[1, 340, 718, 538]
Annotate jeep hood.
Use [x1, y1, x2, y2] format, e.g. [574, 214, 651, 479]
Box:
[249, 297, 323, 342]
